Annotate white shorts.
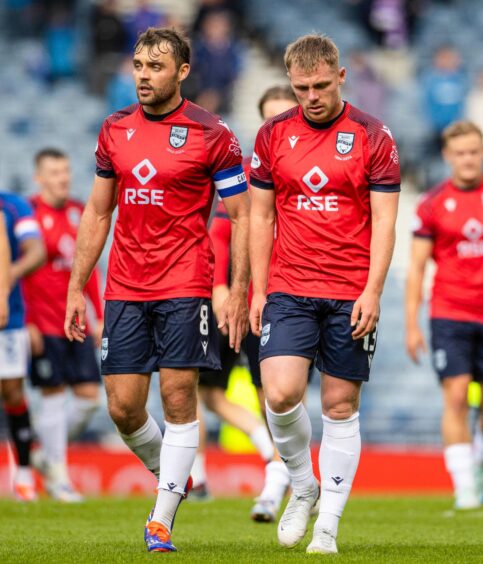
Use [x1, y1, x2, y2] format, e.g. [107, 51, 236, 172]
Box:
[0, 328, 29, 379]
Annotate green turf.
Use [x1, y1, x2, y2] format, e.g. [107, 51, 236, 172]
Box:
[0, 495, 482, 563]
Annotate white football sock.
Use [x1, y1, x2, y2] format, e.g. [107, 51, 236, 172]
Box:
[153, 420, 199, 530]
[191, 451, 207, 488]
[67, 396, 99, 441]
[35, 392, 67, 465]
[258, 460, 290, 504]
[250, 424, 275, 462]
[318, 412, 361, 538]
[266, 402, 316, 495]
[444, 443, 478, 496]
[473, 423, 483, 466]
[119, 413, 162, 478]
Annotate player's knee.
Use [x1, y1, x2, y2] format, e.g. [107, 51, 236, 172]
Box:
[163, 390, 197, 422]
[445, 392, 469, 418]
[322, 398, 358, 420]
[265, 389, 300, 414]
[108, 398, 143, 431]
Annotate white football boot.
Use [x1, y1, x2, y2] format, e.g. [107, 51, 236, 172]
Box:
[277, 481, 319, 548]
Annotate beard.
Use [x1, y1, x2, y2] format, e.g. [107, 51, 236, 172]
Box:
[136, 77, 178, 108]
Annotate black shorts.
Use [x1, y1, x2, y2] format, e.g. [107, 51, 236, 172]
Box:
[199, 329, 262, 389]
[30, 335, 100, 388]
[430, 318, 483, 381]
[101, 299, 220, 375]
[259, 292, 377, 382]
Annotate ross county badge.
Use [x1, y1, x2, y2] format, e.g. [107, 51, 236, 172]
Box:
[336, 132, 355, 155]
[169, 126, 188, 148]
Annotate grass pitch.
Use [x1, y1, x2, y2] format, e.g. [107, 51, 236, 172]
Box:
[0, 495, 482, 563]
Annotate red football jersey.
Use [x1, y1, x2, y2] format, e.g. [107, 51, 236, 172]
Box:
[413, 179, 483, 323]
[250, 102, 400, 299]
[96, 100, 247, 301]
[23, 195, 103, 337]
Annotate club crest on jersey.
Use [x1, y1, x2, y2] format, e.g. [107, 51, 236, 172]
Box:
[169, 126, 188, 148]
[336, 132, 355, 155]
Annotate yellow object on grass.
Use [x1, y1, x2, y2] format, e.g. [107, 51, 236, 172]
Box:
[219, 365, 261, 453]
[468, 382, 481, 408]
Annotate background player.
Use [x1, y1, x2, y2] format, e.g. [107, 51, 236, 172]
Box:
[250, 34, 400, 554]
[64, 27, 250, 553]
[0, 192, 45, 501]
[0, 212, 10, 328]
[406, 120, 483, 509]
[23, 148, 103, 502]
[193, 85, 298, 521]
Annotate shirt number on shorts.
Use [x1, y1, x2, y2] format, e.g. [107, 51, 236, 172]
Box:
[200, 304, 209, 336]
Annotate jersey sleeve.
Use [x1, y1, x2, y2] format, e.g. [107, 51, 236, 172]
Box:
[250, 122, 273, 189]
[412, 194, 434, 238]
[95, 119, 115, 178]
[367, 124, 401, 192]
[209, 199, 231, 287]
[12, 196, 41, 242]
[208, 123, 247, 199]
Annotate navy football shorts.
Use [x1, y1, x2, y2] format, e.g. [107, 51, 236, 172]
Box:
[259, 292, 378, 382]
[430, 318, 483, 381]
[101, 299, 220, 375]
[30, 335, 100, 387]
[199, 329, 262, 389]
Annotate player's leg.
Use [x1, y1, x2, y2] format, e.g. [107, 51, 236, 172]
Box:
[307, 299, 368, 555]
[67, 336, 101, 441]
[431, 318, 480, 509]
[105, 372, 161, 476]
[442, 375, 479, 508]
[102, 300, 163, 479]
[244, 329, 290, 522]
[0, 328, 36, 501]
[144, 297, 219, 552]
[190, 397, 210, 499]
[260, 293, 321, 548]
[473, 323, 483, 500]
[147, 367, 199, 543]
[202, 387, 274, 461]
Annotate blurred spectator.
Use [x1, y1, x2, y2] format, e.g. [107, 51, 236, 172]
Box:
[124, 1, 169, 51]
[106, 56, 137, 113]
[466, 70, 483, 134]
[45, 7, 76, 82]
[89, 0, 127, 95]
[192, 10, 242, 115]
[422, 46, 468, 152]
[344, 52, 388, 121]
[192, 0, 244, 36]
[352, 0, 423, 49]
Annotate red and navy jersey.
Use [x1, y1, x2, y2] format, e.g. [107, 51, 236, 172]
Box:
[412, 179, 483, 323]
[250, 102, 400, 300]
[22, 195, 103, 337]
[96, 99, 247, 301]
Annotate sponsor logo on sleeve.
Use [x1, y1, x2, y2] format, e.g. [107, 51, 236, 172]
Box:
[251, 152, 261, 169]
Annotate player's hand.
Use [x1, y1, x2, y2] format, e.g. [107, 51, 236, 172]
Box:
[351, 290, 380, 340]
[249, 292, 266, 337]
[406, 325, 427, 363]
[218, 288, 249, 353]
[0, 295, 8, 329]
[27, 323, 44, 356]
[65, 288, 87, 343]
[92, 319, 104, 348]
[212, 284, 230, 333]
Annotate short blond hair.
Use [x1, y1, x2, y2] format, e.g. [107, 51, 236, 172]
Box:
[442, 120, 482, 147]
[284, 34, 339, 72]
